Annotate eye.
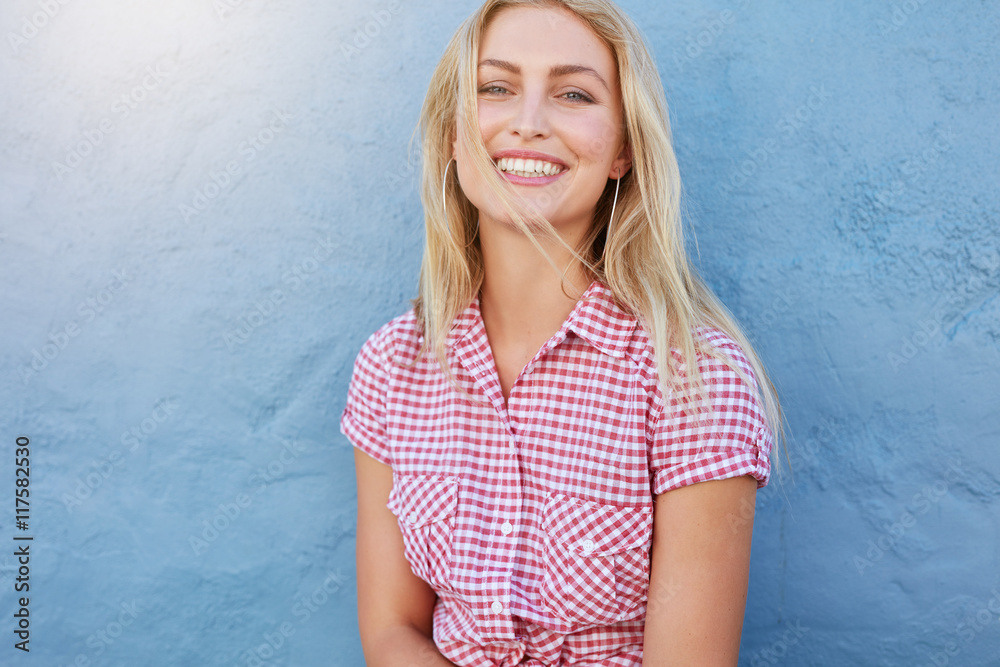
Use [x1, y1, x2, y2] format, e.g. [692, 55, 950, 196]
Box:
[561, 89, 595, 104]
[478, 84, 511, 96]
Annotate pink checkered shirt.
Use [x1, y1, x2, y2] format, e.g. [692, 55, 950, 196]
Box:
[341, 280, 772, 666]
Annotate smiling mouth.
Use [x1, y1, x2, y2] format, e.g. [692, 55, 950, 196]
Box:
[495, 157, 566, 178]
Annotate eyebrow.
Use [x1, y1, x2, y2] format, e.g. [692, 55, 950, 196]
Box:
[478, 58, 611, 92]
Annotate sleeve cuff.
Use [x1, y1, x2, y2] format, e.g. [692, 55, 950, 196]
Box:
[340, 409, 392, 466]
[652, 428, 770, 495]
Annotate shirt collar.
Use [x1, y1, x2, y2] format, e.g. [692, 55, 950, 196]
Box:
[566, 280, 638, 359]
[447, 280, 638, 359]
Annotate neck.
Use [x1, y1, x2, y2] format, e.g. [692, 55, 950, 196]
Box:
[477, 213, 594, 344]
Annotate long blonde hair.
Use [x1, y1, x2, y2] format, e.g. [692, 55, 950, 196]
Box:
[414, 0, 783, 458]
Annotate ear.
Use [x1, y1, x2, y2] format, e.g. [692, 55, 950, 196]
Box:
[609, 143, 633, 179]
[450, 122, 460, 161]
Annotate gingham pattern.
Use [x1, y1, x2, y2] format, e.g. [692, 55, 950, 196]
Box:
[342, 280, 772, 667]
[388, 476, 460, 592]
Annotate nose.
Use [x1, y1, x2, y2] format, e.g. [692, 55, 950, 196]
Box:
[508, 90, 550, 140]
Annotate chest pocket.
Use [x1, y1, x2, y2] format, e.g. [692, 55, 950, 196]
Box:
[539, 493, 653, 628]
[388, 475, 459, 593]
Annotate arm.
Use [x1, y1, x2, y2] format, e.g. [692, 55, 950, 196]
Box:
[354, 447, 458, 667]
[641, 475, 758, 666]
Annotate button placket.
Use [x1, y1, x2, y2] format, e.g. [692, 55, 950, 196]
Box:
[479, 428, 519, 640]
[475, 421, 512, 639]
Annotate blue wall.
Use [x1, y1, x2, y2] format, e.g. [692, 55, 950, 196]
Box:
[1, 0, 997, 665]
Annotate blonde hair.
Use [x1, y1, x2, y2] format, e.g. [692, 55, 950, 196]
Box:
[414, 0, 784, 460]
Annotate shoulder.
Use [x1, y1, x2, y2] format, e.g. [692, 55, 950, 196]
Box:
[647, 325, 774, 491]
[625, 323, 767, 433]
[626, 323, 756, 382]
[353, 309, 424, 376]
[691, 326, 756, 380]
[685, 327, 765, 425]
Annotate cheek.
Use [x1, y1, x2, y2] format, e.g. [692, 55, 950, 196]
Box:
[452, 139, 496, 213]
[453, 154, 478, 207]
[454, 108, 503, 200]
[475, 104, 504, 147]
[570, 115, 622, 167]
[455, 104, 500, 165]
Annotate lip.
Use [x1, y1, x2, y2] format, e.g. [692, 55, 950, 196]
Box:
[491, 148, 568, 186]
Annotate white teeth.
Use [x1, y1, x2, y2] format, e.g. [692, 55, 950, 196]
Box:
[496, 157, 563, 177]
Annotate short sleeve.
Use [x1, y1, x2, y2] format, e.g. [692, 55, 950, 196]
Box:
[340, 327, 393, 466]
[649, 332, 773, 495]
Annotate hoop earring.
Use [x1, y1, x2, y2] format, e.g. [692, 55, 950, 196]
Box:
[442, 158, 454, 217]
[604, 168, 622, 257]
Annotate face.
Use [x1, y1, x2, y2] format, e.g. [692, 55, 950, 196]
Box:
[453, 5, 631, 238]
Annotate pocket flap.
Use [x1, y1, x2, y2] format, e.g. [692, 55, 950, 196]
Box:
[388, 475, 459, 528]
[542, 493, 652, 556]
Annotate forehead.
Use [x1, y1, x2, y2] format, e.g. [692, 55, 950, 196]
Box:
[479, 5, 618, 84]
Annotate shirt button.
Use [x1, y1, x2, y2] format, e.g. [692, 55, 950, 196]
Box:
[407, 512, 419, 525]
[581, 538, 596, 553]
[491, 600, 504, 614]
[500, 521, 513, 535]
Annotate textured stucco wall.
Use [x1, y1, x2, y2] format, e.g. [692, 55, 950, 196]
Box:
[1, 0, 997, 665]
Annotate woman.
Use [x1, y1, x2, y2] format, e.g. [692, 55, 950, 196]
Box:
[342, 1, 782, 665]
